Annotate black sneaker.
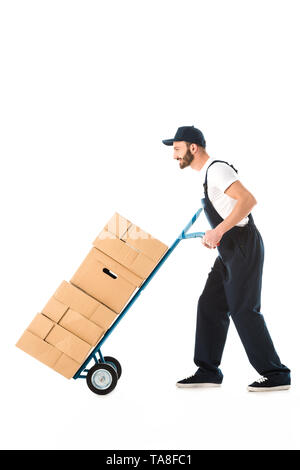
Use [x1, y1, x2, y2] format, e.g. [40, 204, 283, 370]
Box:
[247, 374, 291, 392]
[176, 371, 222, 388]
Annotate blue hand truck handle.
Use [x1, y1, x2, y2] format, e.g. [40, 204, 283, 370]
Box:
[178, 207, 205, 239]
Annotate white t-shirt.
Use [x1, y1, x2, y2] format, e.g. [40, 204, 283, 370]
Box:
[201, 157, 249, 227]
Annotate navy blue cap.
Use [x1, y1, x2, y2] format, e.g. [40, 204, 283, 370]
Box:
[162, 125, 206, 148]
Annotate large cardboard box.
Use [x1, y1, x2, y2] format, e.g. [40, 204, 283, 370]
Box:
[70, 248, 143, 313]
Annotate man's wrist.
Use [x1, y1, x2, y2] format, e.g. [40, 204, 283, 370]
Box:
[215, 223, 226, 237]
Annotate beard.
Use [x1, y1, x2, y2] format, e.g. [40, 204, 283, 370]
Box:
[179, 148, 194, 169]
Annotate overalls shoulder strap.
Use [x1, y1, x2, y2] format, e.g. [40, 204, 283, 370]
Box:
[203, 160, 238, 193]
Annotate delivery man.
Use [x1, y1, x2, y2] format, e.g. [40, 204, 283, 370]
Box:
[162, 125, 291, 391]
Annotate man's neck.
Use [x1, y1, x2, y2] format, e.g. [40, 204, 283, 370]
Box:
[190, 153, 210, 171]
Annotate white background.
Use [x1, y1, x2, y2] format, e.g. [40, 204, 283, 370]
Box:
[0, 0, 299, 451]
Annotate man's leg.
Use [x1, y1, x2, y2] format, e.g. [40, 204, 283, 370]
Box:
[224, 228, 290, 378]
[194, 255, 230, 377]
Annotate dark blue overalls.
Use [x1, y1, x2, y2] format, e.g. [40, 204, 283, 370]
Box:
[194, 160, 290, 379]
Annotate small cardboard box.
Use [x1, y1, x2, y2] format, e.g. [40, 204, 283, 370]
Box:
[53, 354, 81, 379]
[94, 212, 168, 278]
[42, 281, 118, 331]
[53, 281, 100, 319]
[42, 281, 98, 323]
[27, 313, 55, 339]
[70, 248, 143, 313]
[122, 223, 168, 263]
[59, 309, 104, 346]
[90, 303, 118, 330]
[42, 296, 69, 323]
[93, 229, 156, 279]
[104, 212, 132, 238]
[45, 324, 91, 364]
[16, 329, 81, 379]
[16, 330, 62, 368]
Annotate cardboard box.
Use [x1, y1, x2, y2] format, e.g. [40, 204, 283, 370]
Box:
[70, 248, 142, 313]
[94, 213, 168, 278]
[59, 309, 104, 346]
[16, 330, 81, 379]
[27, 313, 55, 339]
[16, 330, 62, 368]
[42, 296, 69, 323]
[104, 212, 132, 238]
[93, 229, 156, 279]
[122, 223, 168, 263]
[52, 354, 81, 379]
[45, 324, 91, 363]
[42, 281, 96, 322]
[53, 281, 101, 319]
[90, 303, 118, 330]
[41, 281, 118, 331]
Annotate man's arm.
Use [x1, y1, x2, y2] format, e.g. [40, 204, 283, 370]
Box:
[202, 180, 257, 249]
[216, 180, 257, 236]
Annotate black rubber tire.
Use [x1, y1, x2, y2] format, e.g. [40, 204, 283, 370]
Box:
[103, 356, 122, 379]
[86, 363, 118, 395]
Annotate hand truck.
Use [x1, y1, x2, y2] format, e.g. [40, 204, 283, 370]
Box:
[74, 207, 205, 395]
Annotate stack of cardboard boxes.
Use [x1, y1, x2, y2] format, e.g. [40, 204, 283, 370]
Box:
[16, 213, 168, 379]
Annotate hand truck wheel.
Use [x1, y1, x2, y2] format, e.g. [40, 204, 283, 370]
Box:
[103, 356, 122, 379]
[86, 363, 118, 395]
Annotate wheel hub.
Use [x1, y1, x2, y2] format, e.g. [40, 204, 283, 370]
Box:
[91, 369, 112, 390]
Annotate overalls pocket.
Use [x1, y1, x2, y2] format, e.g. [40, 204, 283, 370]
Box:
[236, 229, 249, 260]
[218, 234, 235, 264]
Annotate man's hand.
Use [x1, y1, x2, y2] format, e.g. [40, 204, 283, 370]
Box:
[202, 228, 223, 249]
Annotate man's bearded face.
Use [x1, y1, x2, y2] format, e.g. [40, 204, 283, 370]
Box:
[176, 145, 194, 169]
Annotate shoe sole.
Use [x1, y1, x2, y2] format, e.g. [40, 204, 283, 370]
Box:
[247, 385, 290, 392]
[176, 383, 221, 388]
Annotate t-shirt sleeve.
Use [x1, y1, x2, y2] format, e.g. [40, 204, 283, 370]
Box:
[207, 162, 239, 193]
